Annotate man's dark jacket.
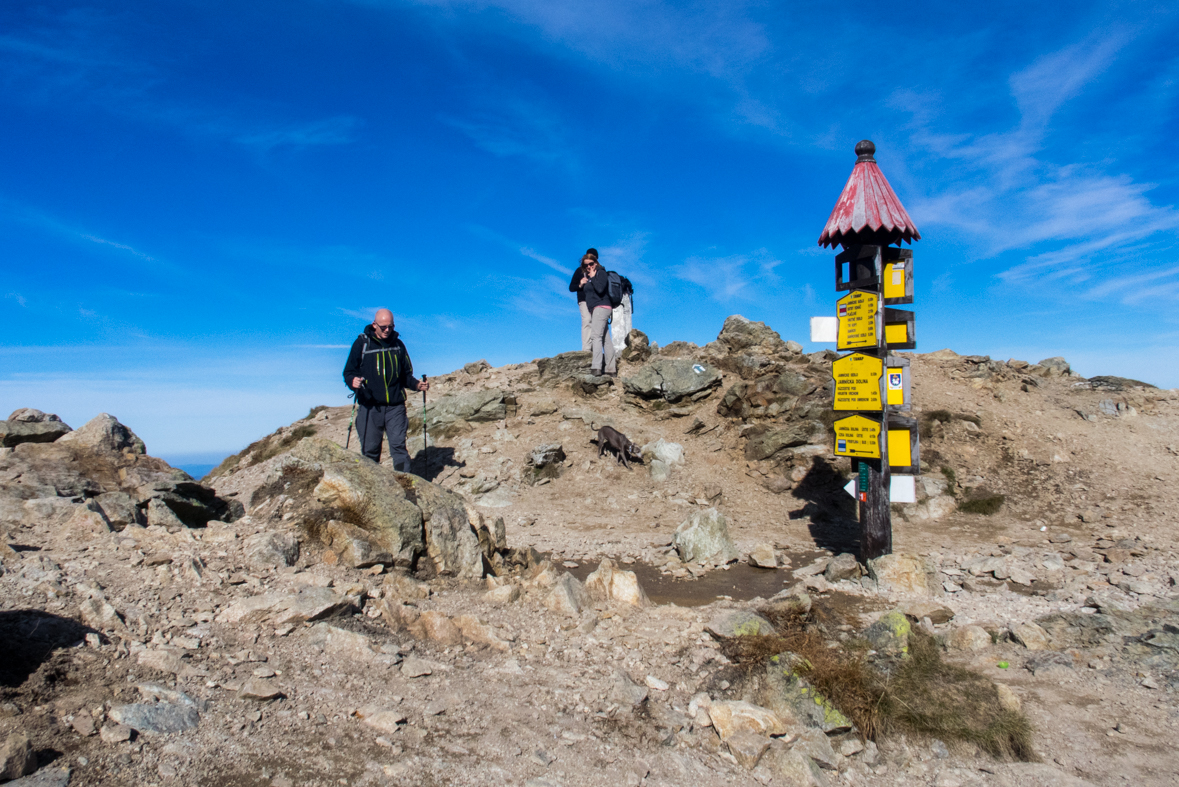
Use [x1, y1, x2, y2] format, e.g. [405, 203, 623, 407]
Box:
[568, 266, 587, 304]
[342, 325, 421, 406]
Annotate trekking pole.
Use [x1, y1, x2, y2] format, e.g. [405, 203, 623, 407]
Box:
[344, 382, 362, 449]
[421, 375, 428, 475]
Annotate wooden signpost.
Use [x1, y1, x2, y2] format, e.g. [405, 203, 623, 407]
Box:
[818, 140, 922, 560]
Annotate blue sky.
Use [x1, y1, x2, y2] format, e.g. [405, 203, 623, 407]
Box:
[2, 0, 1178, 466]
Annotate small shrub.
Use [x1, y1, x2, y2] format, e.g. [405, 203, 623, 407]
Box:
[303, 405, 328, 421]
[959, 494, 1005, 515]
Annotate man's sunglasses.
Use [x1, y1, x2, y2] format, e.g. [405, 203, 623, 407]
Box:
[375, 323, 393, 330]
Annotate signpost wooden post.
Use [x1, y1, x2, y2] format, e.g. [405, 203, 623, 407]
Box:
[818, 140, 922, 560]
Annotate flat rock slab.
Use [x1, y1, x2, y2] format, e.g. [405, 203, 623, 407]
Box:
[6, 767, 71, 787]
[0, 421, 71, 447]
[238, 678, 284, 701]
[218, 587, 355, 626]
[108, 702, 200, 734]
[401, 657, 435, 678]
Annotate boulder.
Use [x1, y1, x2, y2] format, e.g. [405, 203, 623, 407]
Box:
[537, 351, 592, 383]
[864, 610, 911, 656]
[58, 413, 145, 454]
[544, 573, 590, 616]
[622, 358, 722, 405]
[0, 420, 72, 448]
[244, 532, 300, 568]
[526, 443, 566, 484]
[411, 389, 507, 437]
[673, 508, 738, 564]
[761, 742, 828, 787]
[764, 587, 812, 618]
[66, 501, 112, 535]
[1037, 357, 1071, 376]
[322, 520, 394, 568]
[728, 731, 772, 769]
[713, 315, 787, 353]
[868, 553, 938, 595]
[297, 439, 425, 560]
[584, 559, 649, 607]
[744, 422, 825, 461]
[717, 371, 811, 419]
[620, 329, 651, 362]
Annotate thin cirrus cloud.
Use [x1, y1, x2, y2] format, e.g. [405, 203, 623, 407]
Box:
[0, 15, 360, 152]
[676, 248, 783, 303]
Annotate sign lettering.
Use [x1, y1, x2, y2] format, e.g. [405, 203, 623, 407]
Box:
[832, 353, 884, 411]
[836, 290, 878, 350]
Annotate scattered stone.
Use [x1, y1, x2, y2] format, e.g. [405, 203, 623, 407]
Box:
[238, 679, 283, 701]
[108, 703, 200, 735]
[362, 710, 407, 735]
[383, 572, 431, 600]
[610, 669, 649, 709]
[794, 728, 839, 770]
[839, 738, 865, 757]
[99, 723, 133, 743]
[947, 625, 991, 651]
[484, 584, 521, 604]
[824, 553, 860, 582]
[761, 742, 827, 787]
[706, 609, 777, 638]
[995, 683, 1021, 712]
[673, 508, 738, 564]
[0, 731, 37, 780]
[707, 701, 789, 741]
[748, 544, 777, 569]
[900, 600, 954, 625]
[868, 554, 938, 595]
[526, 444, 566, 484]
[1011, 622, 1050, 651]
[4, 767, 71, 787]
[544, 573, 591, 616]
[78, 596, 125, 632]
[764, 587, 812, 618]
[645, 675, 669, 692]
[244, 531, 300, 568]
[864, 610, 911, 656]
[401, 658, 435, 678]
[584, 559, 649, 607]
[727, 730, 771, 769]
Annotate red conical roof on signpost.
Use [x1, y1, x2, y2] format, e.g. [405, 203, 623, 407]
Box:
[818, 140, 920, 248]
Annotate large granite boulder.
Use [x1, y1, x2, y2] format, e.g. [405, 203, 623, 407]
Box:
[295, 439, 425, 562]
[712, 315, 787, 353]
[674, 508, 738, 564]
[622, 358, 722, 406]
[58, 413, 146, 454]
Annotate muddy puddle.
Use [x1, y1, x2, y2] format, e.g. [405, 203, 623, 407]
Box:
[553, 549, 875, 608]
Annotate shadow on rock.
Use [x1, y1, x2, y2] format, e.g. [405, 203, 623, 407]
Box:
[411, 446, 459, 482]
[788, 457, 859, 554]
[0, 609, 98, 687]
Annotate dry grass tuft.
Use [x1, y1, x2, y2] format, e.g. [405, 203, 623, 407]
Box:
[958, 493, 1006, 515]
[879, 632, 1034, 759]
[721, 608, 1034, 759]
[208, 425, 317, 479]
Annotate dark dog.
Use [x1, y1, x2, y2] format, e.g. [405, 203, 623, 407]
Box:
[597, 425, 643, 469]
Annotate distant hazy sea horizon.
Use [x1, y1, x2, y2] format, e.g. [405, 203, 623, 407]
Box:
[176, 463, 216, 480]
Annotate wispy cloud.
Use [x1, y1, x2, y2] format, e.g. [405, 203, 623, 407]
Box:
[676, 247, 783, 303]
[5, 293, 27, 307]
[0, 12, 359, 152]
[519, 246, 567, 273]
[441, 90, 574, 167]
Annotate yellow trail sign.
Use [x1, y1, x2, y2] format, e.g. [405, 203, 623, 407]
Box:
[833, 353, 883, 411]
[836, 290, 878, 350]
[834, 414, 880, 459]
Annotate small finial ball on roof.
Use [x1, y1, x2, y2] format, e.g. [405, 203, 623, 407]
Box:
[855, 140, 876, 161]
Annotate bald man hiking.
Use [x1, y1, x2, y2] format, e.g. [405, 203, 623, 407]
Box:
[342, 309, 429, 471]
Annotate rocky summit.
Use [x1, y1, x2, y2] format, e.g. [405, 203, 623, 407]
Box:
[1, 316, 1178, 787]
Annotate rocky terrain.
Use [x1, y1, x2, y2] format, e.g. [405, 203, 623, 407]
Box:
[1, 314, 1178, 787]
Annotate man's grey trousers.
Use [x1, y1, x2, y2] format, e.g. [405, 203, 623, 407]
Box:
[356, 402, 411, 472]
